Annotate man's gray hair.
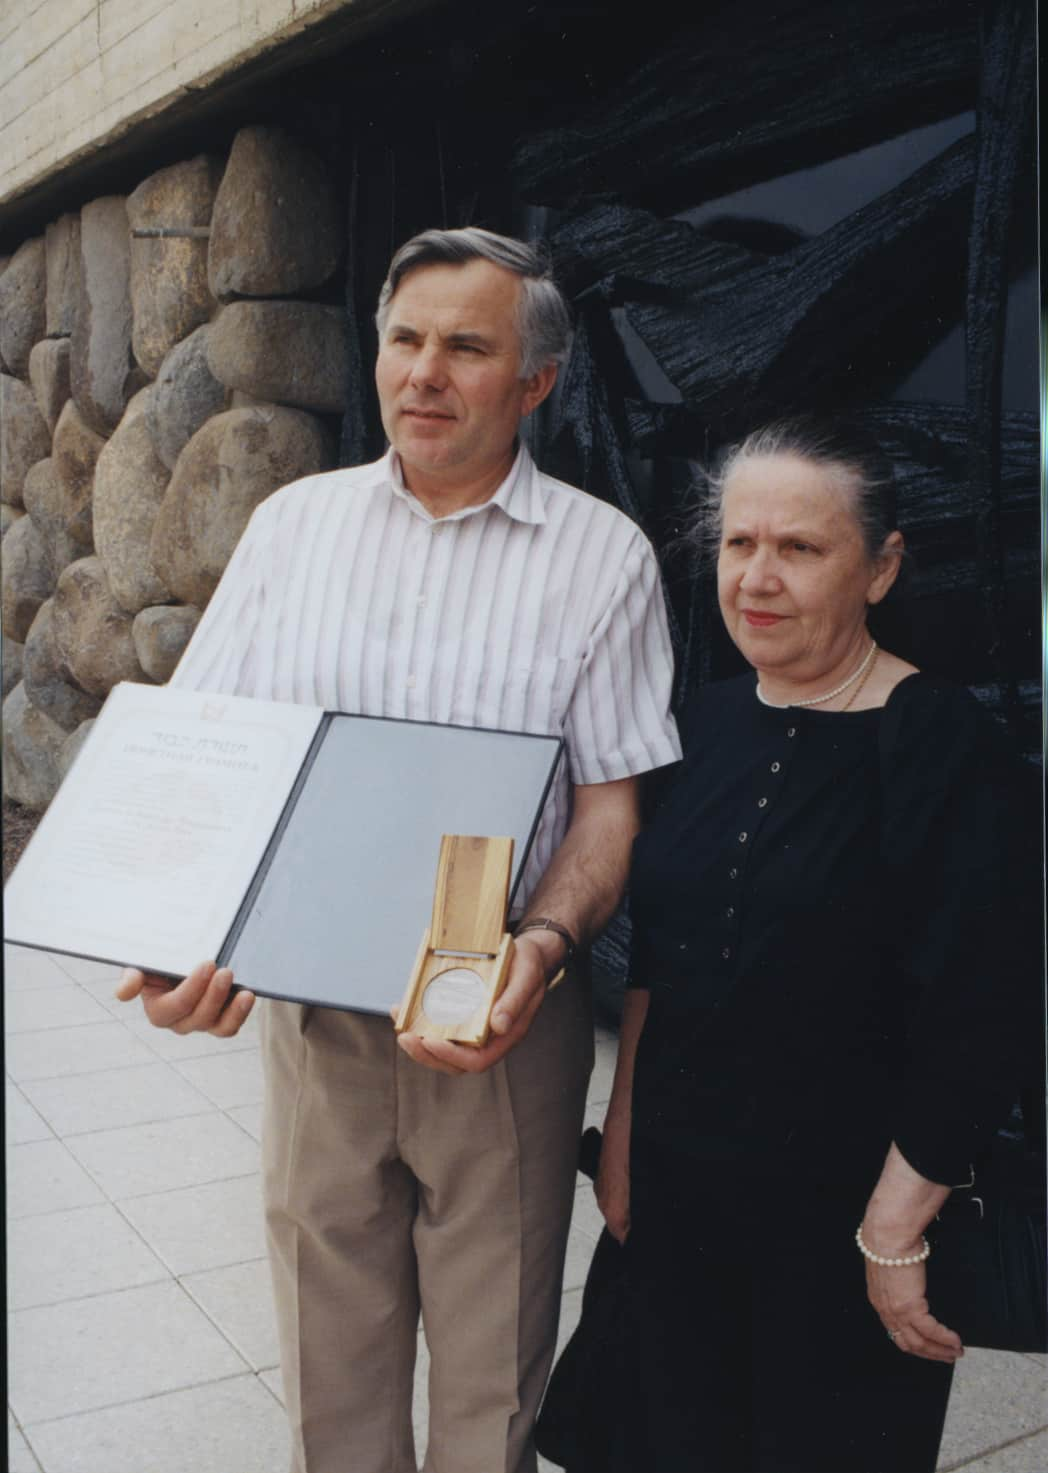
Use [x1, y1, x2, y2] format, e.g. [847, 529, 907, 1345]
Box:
[375, 227, 573, 378]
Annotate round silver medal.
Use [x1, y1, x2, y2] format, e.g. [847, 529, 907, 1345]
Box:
[422, 967, 487, 1026]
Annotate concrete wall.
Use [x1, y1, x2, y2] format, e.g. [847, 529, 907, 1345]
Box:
[0, 0, 393, 210]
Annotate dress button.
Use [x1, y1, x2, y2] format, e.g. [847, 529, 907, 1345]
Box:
[771, 761, 781, 773]
[758, 797, 768, 808]
[721, 947, 731, 960]
[729, 867, 738, 880]
[738, 832, 748, 843]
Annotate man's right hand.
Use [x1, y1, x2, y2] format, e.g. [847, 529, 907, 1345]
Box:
[115, 960, 254, 1037]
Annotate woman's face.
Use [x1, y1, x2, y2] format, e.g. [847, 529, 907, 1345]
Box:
[717, 452, 900, 684]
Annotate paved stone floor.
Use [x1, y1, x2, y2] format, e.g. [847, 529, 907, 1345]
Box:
[6, 945, 1046, 1472]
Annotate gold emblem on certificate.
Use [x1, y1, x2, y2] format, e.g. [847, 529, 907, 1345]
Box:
[396, 835, 515, 1046]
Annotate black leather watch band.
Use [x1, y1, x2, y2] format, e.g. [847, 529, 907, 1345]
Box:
[513, 917, 577, 962]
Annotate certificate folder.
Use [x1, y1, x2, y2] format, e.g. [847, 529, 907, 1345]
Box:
[4, 683, 563, 1014]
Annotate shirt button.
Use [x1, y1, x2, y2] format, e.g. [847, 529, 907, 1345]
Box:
[729, 867, 738, 880]
[721, 947, 731, 960]
[726, 906, 735, 918]
[738, 832, 748, 843]
[406, 675, 416, 689]
[758, 797, 768, 808]
[416, 595, 426, 607]
[770, 761, 781, 773]
[787, 726, 796, 738]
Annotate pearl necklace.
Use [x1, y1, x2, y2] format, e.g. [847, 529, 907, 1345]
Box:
[755, 641, 878, 709]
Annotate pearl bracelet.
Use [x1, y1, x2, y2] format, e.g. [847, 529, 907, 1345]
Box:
[855, 1226, 931, 1267]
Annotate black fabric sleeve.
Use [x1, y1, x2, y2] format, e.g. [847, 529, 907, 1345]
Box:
[879, 677, 1043, 1185]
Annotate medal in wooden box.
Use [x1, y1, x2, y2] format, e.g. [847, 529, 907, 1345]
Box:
[396, 834, 515, 1046]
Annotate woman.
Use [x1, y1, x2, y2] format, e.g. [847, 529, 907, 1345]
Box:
[595, 418, 1038, 1473]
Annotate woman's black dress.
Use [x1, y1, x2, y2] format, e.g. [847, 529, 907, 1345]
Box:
[622, 671, 1039, 1473]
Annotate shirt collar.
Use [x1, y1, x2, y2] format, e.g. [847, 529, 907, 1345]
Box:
[384, 442, 547, 526]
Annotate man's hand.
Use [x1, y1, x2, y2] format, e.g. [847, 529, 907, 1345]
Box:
[394, 932, 560, 1075]
[115, 960, 255, 1038]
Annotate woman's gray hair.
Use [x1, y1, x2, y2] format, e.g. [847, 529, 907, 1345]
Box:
[374, 227, 573, 378]
[694, 416, 900, 563]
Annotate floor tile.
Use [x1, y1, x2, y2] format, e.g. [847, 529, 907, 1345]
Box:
[118, 1174, 267, 1275]
[571, 1178, 606, 1242]
[77, 978, 131, 1016]
[561, 1223, 600, 1294]
[183, 1258, 280, 1370]
[588, 1026, 617, 1104]
[938, 1347, 1047, 1470]
[8, 1282, 247, 1424]
[7, 1202, 167, 1310]
[7, 1140, 105, 1218]
[3, 948, 73, 992]
[25, 1374, 289, 1473]
[65, 1112, 259, 1199]
[4, 986, 113, 1034]
[48, 955, 126, 985]
[226, 1102, 263, 1141]
[259, 1367, 284, 1405]
[554, 1285, 583, 1357]
[125, 1010, 260, 1061]
[5, 1083, 52, 1145]
[21, 1061, 213, 1137]
[944, 1428, 1048, 1471]
[8, 1418, 42, 1473]
[5, 1022, 157, 1082]
[175, 1049, 264, 1109]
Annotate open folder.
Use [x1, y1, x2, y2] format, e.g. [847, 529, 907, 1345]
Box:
[4, 683, 563, 1013]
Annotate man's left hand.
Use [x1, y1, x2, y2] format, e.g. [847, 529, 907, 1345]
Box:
[394, 932, 561, 1075]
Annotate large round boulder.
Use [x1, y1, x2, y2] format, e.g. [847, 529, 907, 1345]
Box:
[70, 197, 135, 435]
[3, 635, 24, 698]
[51, 398, 106, 551]
[28, 338, 72, 432]
[132, 604, 202, 682]
[146, 324, 227, 471]
[23, 598, 104, 731]
[0, 238, 46, 377]
[51, 556, 151, 698]
[208, 126, 342, 298]
[150, 405, 332, 608]
[1, 375, 51, 507]
[207, 301, 348, 413]
[2, 681, 67, 809]
[93, 391, 172, 613]
[1, 515, 55, 642]
[128, 156, 222, 376]
[23, 458, 82, 581]
[45, 213, 81, 338]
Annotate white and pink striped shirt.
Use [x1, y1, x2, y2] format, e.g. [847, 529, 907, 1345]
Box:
[171, 444, 680, 906]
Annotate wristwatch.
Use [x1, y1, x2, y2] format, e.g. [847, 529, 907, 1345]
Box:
[513, 917, 577, 989]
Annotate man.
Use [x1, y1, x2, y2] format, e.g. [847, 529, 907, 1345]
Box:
[118, 227, 680, 1473]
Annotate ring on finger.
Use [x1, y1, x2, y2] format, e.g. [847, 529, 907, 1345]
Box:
[887, 1329, 898, 1342]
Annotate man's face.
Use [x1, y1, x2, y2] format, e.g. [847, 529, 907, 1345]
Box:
[375, 258, 556, 492]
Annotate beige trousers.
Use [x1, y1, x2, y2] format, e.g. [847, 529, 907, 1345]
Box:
[260, 974, 593, 1473]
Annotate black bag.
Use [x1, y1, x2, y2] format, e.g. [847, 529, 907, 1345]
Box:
[927, 1129, 1047, 1353]
[535, 1129, 644, 1472]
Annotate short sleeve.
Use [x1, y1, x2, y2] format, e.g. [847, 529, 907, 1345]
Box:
[562, 533, 681, 785]
[880, 677, 1042, 1185]
[167, 500, 276, 696]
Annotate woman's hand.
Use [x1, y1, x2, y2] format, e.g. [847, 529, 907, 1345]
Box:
[862, 1254, 962, 1363]
[861, 1142, 962, 1363]
[596, 1104, 632, 1244]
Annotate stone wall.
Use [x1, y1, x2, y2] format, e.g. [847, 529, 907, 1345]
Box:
[1, 125, 346, 808]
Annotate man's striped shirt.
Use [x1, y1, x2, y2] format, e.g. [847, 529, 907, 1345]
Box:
[171, 445, 681, 907]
